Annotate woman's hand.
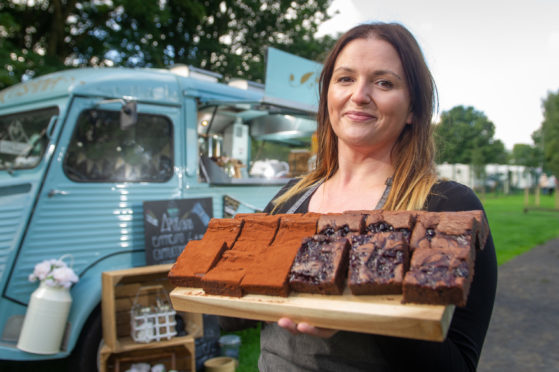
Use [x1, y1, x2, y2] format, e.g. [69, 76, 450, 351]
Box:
[277, 317, 338, 338]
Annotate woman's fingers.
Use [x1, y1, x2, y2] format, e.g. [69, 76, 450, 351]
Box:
[278, 317, 299, 335]
[297, 322, 338, 338]
[277, 317, 337, 338]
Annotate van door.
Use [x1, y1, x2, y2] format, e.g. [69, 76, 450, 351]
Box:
[5, 97, 182, 303]
[0, 106, 59, 293]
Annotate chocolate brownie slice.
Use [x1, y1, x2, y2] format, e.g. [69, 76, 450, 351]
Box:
[201, 215, 283, 296]
[241, 214, 318, 297]
[201, 250, 257, 297]
[230, 214, 282, 252]
[458, 210, 489, 250]
[365, 211, 416, 240]
[348, 232, 410, 295]
[402, 247, 474, 306]
[288, 235, 350, 295]
[168, 218, 243, 287]
[410, 211, 478, 251]
[318, 213, 364, 238]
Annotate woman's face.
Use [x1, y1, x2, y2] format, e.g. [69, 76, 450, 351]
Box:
[327, 37, 412, 153]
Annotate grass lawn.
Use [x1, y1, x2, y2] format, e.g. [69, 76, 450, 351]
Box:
[230, 191, 559, 372]
[481, 191, 559, 264]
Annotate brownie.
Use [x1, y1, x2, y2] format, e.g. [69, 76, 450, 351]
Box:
[364, 211, 416, 239]
[200, 214, 283, 296]
[457, 210, 489, 250]
[230, 214, 282, 252]
[317, 213, 364, 238]
[241, 214, 318, 297]
[204, 218, 244, 248]
[201, 250, 257, 297]
[402, 247, 474, 306]
[288, 235, 350, 295]
[348, 232, 410, 295]
[443, 210, 489, 250]
[168, 218, 243, 287]
[168, 240, 227, 287]
[410, 212, 477, 251]
[234, 212, 268, 219]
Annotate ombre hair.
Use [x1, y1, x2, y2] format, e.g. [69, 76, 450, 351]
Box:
[273, 22, 438, 211]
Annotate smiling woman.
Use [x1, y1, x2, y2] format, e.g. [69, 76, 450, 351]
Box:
[259, 22, 498, 372]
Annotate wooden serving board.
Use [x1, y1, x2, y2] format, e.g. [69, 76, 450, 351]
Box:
[170, 287, 455, 341]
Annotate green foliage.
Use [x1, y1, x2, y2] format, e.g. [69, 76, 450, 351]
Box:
[541, 90, 559, 177]
[0, 0, 336, 89]
[511, 143, 541, 168]
[434, 105, 509, 168]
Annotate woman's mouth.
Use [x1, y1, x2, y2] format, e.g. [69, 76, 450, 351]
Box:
[344, 111, 376, 122]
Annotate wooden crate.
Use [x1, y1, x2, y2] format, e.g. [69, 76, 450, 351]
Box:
[100, 338, 195, 372]
[102, 264, 203, 352]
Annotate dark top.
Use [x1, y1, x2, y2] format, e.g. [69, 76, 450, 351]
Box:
[258, 179, 498, 372]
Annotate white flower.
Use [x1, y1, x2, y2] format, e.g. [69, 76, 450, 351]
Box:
[31, 260, 53, 281]
[51, 267, 79, 288]
[28, 258, 79, 288]
[43, 277, 57, 287]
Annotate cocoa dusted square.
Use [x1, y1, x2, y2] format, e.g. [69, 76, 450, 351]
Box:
[168, 218, 243, 287]
[241, 214, 318, 297]
[201, 250, 257, 297]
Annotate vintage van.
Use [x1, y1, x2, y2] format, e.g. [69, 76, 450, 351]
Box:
[0, 50, 319, 369]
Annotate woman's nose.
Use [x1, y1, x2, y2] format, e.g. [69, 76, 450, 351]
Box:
[350, 80, 372, 105]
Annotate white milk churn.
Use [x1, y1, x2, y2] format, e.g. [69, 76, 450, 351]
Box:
[17, 282, 72, 354]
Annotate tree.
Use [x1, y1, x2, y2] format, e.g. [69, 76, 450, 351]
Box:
[511, 143, 541, 168]
[434, 105, 509, 169]
[540, 90, 559, 177]
[0, 0, 336, 90]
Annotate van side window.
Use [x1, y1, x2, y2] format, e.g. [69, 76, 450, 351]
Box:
[0, 107, 58, 171]
[64, 109, 173, 182]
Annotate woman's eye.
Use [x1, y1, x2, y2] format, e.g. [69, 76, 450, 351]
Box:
[336, 76, 353, 83]
[377, 80, 393, 88]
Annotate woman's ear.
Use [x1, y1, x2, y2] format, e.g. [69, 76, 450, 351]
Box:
[406, 111, 414, 125]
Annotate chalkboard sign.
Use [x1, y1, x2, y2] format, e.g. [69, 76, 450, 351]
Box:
[143, 198, 213, 265]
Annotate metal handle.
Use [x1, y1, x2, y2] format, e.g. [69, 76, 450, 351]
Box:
[48, 189, 69, 198]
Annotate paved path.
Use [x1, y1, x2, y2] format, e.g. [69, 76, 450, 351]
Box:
[478, 238, 559, 371]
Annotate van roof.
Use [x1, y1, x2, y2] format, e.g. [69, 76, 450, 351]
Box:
[0, 67, 263, 108]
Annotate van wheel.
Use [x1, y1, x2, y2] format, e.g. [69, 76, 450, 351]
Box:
[68, 306, 103, 372]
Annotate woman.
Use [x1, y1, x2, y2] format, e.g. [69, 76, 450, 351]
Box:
[259, 22, 497, 371]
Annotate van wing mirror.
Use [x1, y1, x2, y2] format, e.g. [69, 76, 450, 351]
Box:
[120, 101, 137, 130]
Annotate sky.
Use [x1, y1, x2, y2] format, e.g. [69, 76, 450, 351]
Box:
[316, 0, 559, 150]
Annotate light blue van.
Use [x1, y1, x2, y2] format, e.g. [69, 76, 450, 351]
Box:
[0, 50, 319, 370]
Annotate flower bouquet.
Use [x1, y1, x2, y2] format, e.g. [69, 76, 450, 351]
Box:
[28, 258, 79, 288]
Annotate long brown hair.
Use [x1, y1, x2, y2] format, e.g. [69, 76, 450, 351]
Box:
[273, 22, 438, 211]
